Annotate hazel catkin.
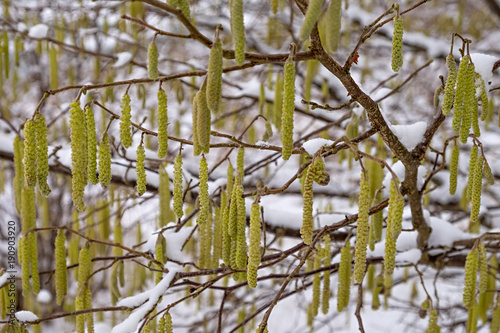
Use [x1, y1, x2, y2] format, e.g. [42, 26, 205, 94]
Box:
[85, 105, 98, 185]
[69, 100, 88, 212]
[147, 39, 159, 79]
[247, 201, 262, 288]
[301, 162, 315, 245]
[23, 118, 37, 188]
[299, 0, 325, 41]
[206, 31, 223, 114]
[391, 11, 404, 72]
[157, 88, 169, 159]
[54, 229, 67, 305]
[230, 0, 245, 65]
[281, 55, 296, 160]
[463, 247, 479, 309]
[136, 143, 147, 196]
[98, 133, 112, 187]
[13, 135, 24, 214]
[173, 152, 184, 219]
[452, 55, 471, 133]
[470, 155, 484, 225]
[324, 0, 341, 53]
[337, 241, 351, 312]
[119, 93, 133, 149]
[442, 54, 458, 115]
[449, 141, 460, 195]
[354, 172, 370, 284]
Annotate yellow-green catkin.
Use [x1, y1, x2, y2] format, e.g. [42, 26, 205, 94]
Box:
[230, 0, 245, 65]
[157, 88, 168, 159]
[98, 133, 112, 187]
[198, 155, 210, 225]
[119, 93, 133, 149]
[368, 161, 384, 250]
[235, 183, 247, 281]
[147, 39, 159, 79]
[427, 309, 439, 333]
[483, 161, 495, 185]
[311, 250, 323, 317]
[19, 236, 30, 295]
[49, 45, 58, 89]
[452, 55, 471, 133]
[173, 152, 184, 219]
[463, 247, 479, 309]
[34, 113, 51, 196]
[354, 172, 370, 284]
[384, 180, 404, 282]
[69, 100, 88, 212]
[23, 118, 37, 188]
[442, 54, 458, 115]
[467, 145, 479, 197]
[194, 89, 211, 155]
[237, 147, 245, 184]
[158, 163, 173, 227]
[391, 8, 404, 72]
[321, 234, 331, 314]
[13, 135, 24, 214]
[477, 74, 489, 121]
[337, 241, 351, 312]
[281, 55, 295, 160]
[136, 143, 147, 196]
[470, 156, 484, 226]
[299, 0, 325, 40]
[2, 30, 9, 78]
[247, 201, 262, 288]
[492, 300, 500, 333]
[449, 141, 460, 195]
[206, 30, 223, 114]
[54, 229, 67, 305]
[478, 243, 488, 295]
[460, 60, 477, 143]
[78, 244, 92, 290]
[85, 105, 98, 185]
[324, 0, 341, 53]
[155, 234, 165, 284]
[301, 162, 315, 245]
[271, 0, 278, 14]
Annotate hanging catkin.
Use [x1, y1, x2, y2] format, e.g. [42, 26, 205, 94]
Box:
[54, 229, 67, 305]
[325, 0, 342, 53]
[463, 247, 478, 309]
[247, 201, 262, 288]
[34, 113, 51, 196]
[281, 51, 296, 160]
[299, 0, 325, 40]
[159, 163, 173, 227]
[147, 39, 159, 79]
[136, 143, 147, 196]
[354, 172, 370, 284]
[459, 60, 476, 143]
[85, 105, 98, 185]
[478, 243, 488, 294]
[13, 135, 24, 214]
[391, 7, 404, 72]
[427, 309, 439, 333]
[442, 53, 458, 115]
[155, 234, 165, 284]
[194, 89, 211, 154]
[449, 141, 459, 195]
[157, 88, 169, 159]
[384, 180, 404, 280]
[49, 46, 58, 89]
[467, 145, 479, 198]
[273, 73, 283, 131]
[206, 28, 223, 114]
[301, 162, 315, 245]
[235, 183, 247, 281]
[173, 152, 184, 219]
[337, 241, 351, 312]
[470, 156, 484, 225]
[321, 234, 331, 315]
[119, 93, 133, 148]
[198, 155, 210, 225]
[69, 100, 88, 212]
[23, 118, 37, 188]
[477, 74, 489, 121]
[230, 0, 246, 65]
[452, 55, 471, 132]
[98, 133, 112, 187]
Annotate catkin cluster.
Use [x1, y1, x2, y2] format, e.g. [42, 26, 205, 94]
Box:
[463, 247, 479, 309]
[354, 172, 370, 284]
[136, 143, 147, 196]
[69, 100, 88, 211]
[157, 88, 169, 159]
[85, 105, 98, 185]
[120, 93, 133, 148]
[299, 0, 325, 40]
[442, 54, 458, 115]
[230, 0, 245, 65]
[173, 153, 184, 219]
[147, 39, 159, 79]
[206, 32, 223, 114]
[337, 241, 351, 312]
[98, 133, 112, 187]
[391, 11, 404, 72]
[247, 202, 262, 288]
[54, 229, 67, 305]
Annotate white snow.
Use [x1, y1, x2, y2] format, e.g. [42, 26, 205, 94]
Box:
[113, 52, 133, 68]
[112, 269, 178, 333]
[28, 24, 49, 39]
[0, 273, 8, 288]
[36, 289, 53, 304]
[255, 140, 271, 148]
[144, 224, 195, 262]
[15, 310, 39, 322]
[395, 248, 422, 265]
[302, 138, 335, 155]
[391, 121, 427, 150]
[428, 216, 470, 248]
[470, 52, 497, 83]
